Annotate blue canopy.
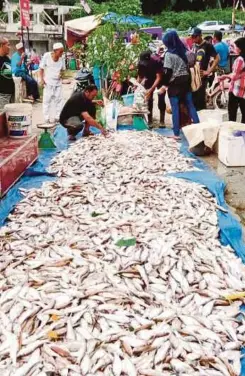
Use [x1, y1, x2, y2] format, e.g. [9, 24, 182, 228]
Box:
[102, 12, 154, 26]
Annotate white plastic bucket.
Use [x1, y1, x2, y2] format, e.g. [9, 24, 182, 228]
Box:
[4, 103, 32, 138]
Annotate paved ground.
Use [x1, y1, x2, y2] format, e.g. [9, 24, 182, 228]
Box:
[32, 81, 245, 227]
[31, 80, 74, 135]
[201, 154, 245, 226]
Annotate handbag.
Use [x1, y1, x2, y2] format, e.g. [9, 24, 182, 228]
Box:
[190, 63, 202, 92]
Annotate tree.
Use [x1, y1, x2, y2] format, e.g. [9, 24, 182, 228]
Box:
[91, 0, 142, 15]
[108, 0, 142, 15]
[87, 22, 150, 82]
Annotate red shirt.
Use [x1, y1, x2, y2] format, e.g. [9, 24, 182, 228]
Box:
[186, 37, 194, 51]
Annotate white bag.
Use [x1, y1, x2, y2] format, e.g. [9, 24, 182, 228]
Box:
[190, 63, 202, 92]
[104, 100, 120, 131]
[133, 81, 148, 111]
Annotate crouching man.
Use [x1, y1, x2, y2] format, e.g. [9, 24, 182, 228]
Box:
[59, 85, 107, 140]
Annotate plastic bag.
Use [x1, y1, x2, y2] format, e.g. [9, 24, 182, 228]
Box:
[133, 82, 148, 111]
[103, 100, 120, 131]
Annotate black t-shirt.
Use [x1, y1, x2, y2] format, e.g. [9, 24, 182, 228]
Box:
[0, 56, 15, 95]
[59, 92, 96, 125]
[195, 41, 217, 71]
[138, 55, 163, 89]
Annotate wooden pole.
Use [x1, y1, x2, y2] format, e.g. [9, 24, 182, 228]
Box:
[26, 26, 32, 77]
[21, 26, 24, 47]
[232, 0, 236, 29]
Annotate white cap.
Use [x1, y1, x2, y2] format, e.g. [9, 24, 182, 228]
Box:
[53, 42, 64, 50]
[16, 42, 24, 50]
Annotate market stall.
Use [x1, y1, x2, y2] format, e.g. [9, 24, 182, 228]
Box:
[64, 12, 155, 47]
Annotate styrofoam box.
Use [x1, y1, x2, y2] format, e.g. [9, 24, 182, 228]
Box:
[214, 121, 245, 155]
[198, 109, 228, 124]
[218, 128, 245, 167]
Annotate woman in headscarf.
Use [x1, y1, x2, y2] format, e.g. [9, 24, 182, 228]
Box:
[219, 37, 245, 123]
[159, 30, 199, 140]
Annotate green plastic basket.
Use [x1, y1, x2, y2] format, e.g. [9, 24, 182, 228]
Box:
[133, 116, 148, 131]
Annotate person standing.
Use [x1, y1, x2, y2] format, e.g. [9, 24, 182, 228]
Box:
[220, 38, 245, 123]
[30, 48, 40, 71]
[159, 30, 199, 140]
[59, 85, 107, 141]
[191, 28, 220, 110]
[11, 42, 40, 102]
[137, 50, 166, 126]
[213, 31, 230, 73]
[40, 43, 65, 124]
[0, 37, 15, 111]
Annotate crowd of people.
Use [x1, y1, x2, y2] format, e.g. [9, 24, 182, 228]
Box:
[0, 39, 67, 125]
[136, 28, 245, 139]
[1, 27, 245, 141]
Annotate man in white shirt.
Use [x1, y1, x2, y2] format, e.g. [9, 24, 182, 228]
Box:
[40, 43, 65, 124]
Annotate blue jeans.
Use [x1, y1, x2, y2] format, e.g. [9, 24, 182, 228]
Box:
[169, 92, 199, 136]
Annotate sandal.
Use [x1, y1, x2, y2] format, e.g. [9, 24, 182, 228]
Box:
[167, 135, 181, 141]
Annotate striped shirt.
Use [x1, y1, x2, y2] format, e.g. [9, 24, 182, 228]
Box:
[230, 56, 245, 98]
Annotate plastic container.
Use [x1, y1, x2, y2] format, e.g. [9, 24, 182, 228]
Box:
[198, 109, 228, 124]
[133, 116, 148, 131]
[218, 128, 245, 167]
[69, 58, 77, 70]
[93, 65, 101, 90]
[122, 93, 134, 106]
[4, 103, 32, 138]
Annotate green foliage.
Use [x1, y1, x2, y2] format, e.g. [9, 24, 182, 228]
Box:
[115, 238, 136, 247]
[70, 0, 109, 20]
[153, 8, 245, 31]
[70, 0, 142, 19]
[0, 11, 7, 21]
[107, 0, 142, 16]
[86, 22, 150, 82]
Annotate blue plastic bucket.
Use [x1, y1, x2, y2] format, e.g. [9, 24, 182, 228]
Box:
[122, 93, 134, 106]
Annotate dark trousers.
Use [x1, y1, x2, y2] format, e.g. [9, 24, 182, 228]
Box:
[228, 91, 245, 123]
[63, 116, 84, 137]
[193, 78, 207, 111]
[15, 72, 40, 100]
[148, 92, 166, 122]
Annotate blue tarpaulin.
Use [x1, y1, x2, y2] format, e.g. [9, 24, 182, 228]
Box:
[102, 12, 154, 26]
[159, 129, 245, 263]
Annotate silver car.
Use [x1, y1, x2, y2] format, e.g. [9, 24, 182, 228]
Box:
[197, 21, 231, 32]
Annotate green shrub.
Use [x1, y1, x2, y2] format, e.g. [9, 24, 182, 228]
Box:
[153, 8, 245, 31]
[87, 23, 150, 82]
[70, 0, 142, 20]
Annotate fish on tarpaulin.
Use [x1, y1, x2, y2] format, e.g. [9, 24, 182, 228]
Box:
[0, 131, 244, 375]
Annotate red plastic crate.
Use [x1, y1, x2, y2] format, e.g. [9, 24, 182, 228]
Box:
[0, 136, 38, 197]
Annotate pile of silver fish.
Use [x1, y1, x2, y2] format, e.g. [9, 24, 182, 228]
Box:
[0, 131, 245, 376]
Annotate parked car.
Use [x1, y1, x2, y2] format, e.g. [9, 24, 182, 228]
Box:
[234, 23, 244, 32]
[197, 21, 232, 32]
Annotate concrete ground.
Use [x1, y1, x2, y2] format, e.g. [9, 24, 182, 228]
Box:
[31, 80, 74, 135]
[31, 81, 245, 227]
[201, 154, 245, 226]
